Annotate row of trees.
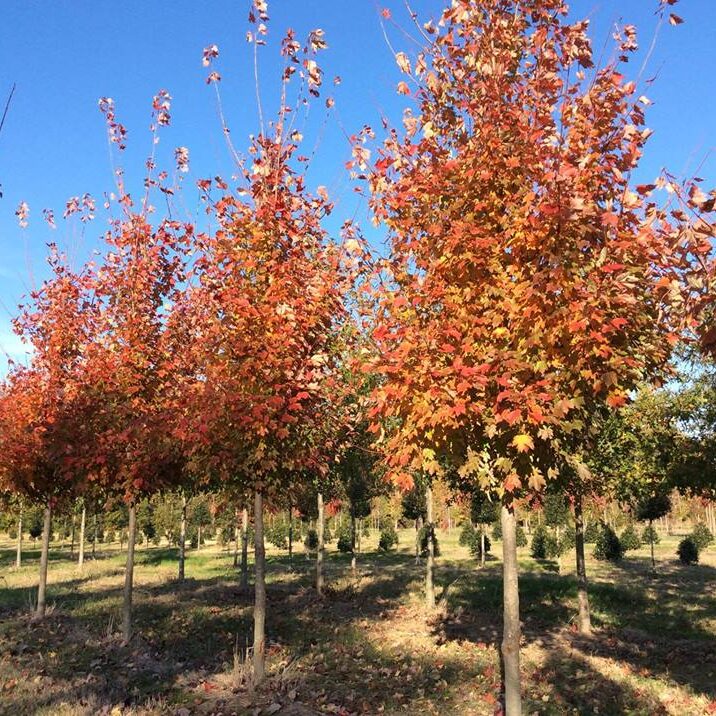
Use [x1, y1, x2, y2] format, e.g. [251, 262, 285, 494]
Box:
[1, 1, 715, 712]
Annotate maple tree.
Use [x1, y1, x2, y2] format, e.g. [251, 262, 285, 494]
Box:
[175, 4, 359, 680]
[0, 245, 97, 616]
[361, 1, 715, 710]
[84, 211, 190, 642]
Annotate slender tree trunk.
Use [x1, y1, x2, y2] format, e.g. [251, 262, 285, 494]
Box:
[122, 503, 137, 644]
[233, 509, 239, 568]
[92, 513, 98, 558]
[16, 514, 22, 569]
[415, 516, 423, 565]
[649, 518, 655, 569]
[501, 504, 522, 716]
[240, 507, 249, 591]
[178, 493, 187, 581]
[288, 504, 294, 567]
[36, 503, 52, 618]
[481, 526, 486, 568]
[197, 524, 202, 551]
[70, 512, 75, 559]
[351, 515, 357, 572]
[574, 494, 591, 634]
[317, 492, 325, 596]
[78, 505, 86, 569]
[425, 486, 435, 610]
[253, 491, 266, 684]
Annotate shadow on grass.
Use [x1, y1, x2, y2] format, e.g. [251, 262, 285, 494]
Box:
[0, 548, 436, 714]
[432, 557, 716, 701]
[1, 544, 714, 714]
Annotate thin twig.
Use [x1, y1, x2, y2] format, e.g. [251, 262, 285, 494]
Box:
[0, 82, 16, 138]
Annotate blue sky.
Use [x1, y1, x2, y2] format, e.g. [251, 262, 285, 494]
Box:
[1, 0, 714, 366]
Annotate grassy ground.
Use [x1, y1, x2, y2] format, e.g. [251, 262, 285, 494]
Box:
[0, 528, 715, 715]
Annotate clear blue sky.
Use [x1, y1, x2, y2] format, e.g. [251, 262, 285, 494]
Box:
[1, 0, 714, 366]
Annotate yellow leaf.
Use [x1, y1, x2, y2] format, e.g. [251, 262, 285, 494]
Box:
[511, 433, 534, 453]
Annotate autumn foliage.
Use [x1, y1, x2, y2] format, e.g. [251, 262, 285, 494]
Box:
[362, 0, 715, 496]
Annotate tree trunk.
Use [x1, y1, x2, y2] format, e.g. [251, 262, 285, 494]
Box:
[501, 504, 522, 716]
[351, 515, 357, 572]
[481, 526, 486, 568]
[253, 491, 266, 684]
[425, 485, 435, 610]
[415, 516, 423, 565]
[16, 514, 22, 569]
[92, 513, 98, 558]
[70, 512, 75, 559]
[122, 503, 137, 644]
[574, 494, 591, 634]
[178, 493, 187, 581]
[197, 524, 202, 551]
[317, 492, 325, 596]
[36, 503, 52, 618]
[649, 518, 655, 569]
[78, 505, 86, 569]
[233, 509, 239, 568]
[288, 504, 294, 567]
[240, 507, 249, 591]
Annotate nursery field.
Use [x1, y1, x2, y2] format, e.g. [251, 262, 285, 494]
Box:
[1, 529, 714, 716]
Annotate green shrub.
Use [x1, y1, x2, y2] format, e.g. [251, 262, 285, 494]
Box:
[620, 524, 642, 551]
[492, 519, 502, 541]
[337, 525, 353, 553]
[516, 525, 528, 547]
[28, 516, 43, 540]
[677, 537, 699, 565]
[641, 525, 660, 547]
[593, 525, 624, 562]
[418, 525, 440, 557]
[378, 524, 398, 552]
[558, 528, 574, 552]
[691, 522, 714, 551]
[544, 533, 562, 559]
[459, 523, 476, 547]
[304, 529, 319, 553]
[266, 522, 289, 550]
[469, 532, 491, 560]
[584, 522, 600, 543]
[531, 526, 548, 560]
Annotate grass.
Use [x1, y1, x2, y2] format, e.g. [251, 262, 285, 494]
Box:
[0, 528, 715, 715]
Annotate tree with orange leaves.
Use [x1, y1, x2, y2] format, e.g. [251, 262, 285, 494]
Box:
[83, 213, 190, 643]
[362, 1, 714, 711]
[177, 6, 357, 681]
[0, 246, 97, 617]
[182, 138, 355, 677]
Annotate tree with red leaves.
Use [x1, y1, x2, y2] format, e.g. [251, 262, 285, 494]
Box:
[362, 1, 714, 711]
[84, 213, 190, 643]
[0, 246, 97, 617]
[177, 7, 357, 680]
